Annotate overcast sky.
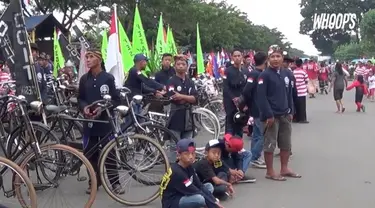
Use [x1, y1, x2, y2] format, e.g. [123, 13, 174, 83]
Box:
[227, 0, 319, 55]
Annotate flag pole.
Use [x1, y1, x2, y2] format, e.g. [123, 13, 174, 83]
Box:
[113, 3, 121, 73]
[17, 0, 42, 102]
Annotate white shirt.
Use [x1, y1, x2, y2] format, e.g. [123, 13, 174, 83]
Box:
[369, 75, 375, 89]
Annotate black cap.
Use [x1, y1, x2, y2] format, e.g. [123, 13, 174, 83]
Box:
[176, 138, 195, 153]
[38, 52, 47, 60]
[30, 43, 39, 51]
[133, 54, 148, 63]
[205, 139, 223, 151]
[284, 55, 294, 63]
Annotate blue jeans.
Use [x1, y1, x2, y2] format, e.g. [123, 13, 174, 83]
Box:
[241, 150, 252, 173]
[179, 183, 214, 208]
[250, 118, 264, 161]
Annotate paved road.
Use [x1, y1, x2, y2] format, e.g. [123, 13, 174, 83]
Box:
[3, 88, 375, 207]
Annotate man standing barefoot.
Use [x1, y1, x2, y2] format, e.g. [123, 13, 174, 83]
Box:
[257, 45, 301, 181]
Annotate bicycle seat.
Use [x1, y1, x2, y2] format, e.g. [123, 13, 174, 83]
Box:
[66, 84, 79, 91]
[45, 105, 68, 114]
[69, 97, 78, 104]
[118, 86, 131, 93]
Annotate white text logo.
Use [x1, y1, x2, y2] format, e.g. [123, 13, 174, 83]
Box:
[313, 13, 357, 30]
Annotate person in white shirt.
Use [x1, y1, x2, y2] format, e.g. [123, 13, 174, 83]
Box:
[368, 71, 375, 102]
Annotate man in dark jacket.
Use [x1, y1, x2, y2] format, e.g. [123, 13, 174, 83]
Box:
[36, 52, 50, 102]
[257, 45, 301, 181]
[124, 54, 165, 97]
[154, 53, 175, 85]
[223, 49, 247, 137]
[241, 51, 268, 169]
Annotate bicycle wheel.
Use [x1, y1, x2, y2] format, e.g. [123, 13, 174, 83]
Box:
[203, 99, 225, 134]
[0, 156, 37, 208]
[5, 121, 59, 159]
[99, 133, 170, 206]
[18, 144, 97, 208]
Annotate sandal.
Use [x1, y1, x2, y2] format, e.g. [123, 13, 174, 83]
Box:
[281, 172, 302, 178]
[265, 175, 286, 181]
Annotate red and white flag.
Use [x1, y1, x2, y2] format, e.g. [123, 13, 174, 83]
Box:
[105, 7, 124, 88]
[78, 42, 88, 83]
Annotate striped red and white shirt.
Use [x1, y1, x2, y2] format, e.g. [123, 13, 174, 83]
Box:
[293, 68, 309, 97]
[354, 66, 368, 77]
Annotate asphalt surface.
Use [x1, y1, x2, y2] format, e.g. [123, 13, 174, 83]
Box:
[2, 88, 375, 207]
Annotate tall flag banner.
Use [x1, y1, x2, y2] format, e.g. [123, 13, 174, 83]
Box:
[196, 23, 205, 75]
[166, 25, 177, 55]
[0, 0, 40, 102]
[53, 28, 65, 77]
[154, 13, 166, 70]
[101, 30, 108, 61]
[78, 41, 88, 82]
[213, 54, 220, 79]
[118, 21, 133, 72]
[72, 25, 90, 49]
[58, 32, 80, 65]
[132, 4, 149, 57]
[105, 5, 125, 88]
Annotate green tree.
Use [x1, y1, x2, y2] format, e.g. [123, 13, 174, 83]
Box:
[333, 42, 362, 61]
[299, 0, 375, 55]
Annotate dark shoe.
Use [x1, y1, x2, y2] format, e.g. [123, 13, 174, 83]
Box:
[361, 105, 366, 112]
[86, 186, 99, 195]
[112, 184, 125, 195]
[299, 120, 309, 124]
[237, 175, 256, 183]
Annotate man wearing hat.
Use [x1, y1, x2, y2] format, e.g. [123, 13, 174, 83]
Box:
[161, 138, 223, 208]
[36, 52, 51, 102]
[77, 48, 123, 195]
[194, 139, 234, 200]
[257, 45, 301, 181]
[124, 54, 165, 98]
[30, 43, 39, 60]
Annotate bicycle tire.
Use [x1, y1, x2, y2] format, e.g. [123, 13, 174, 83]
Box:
[0, 156, 37, 208]
[203, 99, 225, 134]
[18, 144, 97, 208]
[5, 121, 60, 158]
[138, 123, 178, 146]
[99, 133, 170, 206]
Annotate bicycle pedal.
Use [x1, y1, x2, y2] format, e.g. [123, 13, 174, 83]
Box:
[3, 189, 14, 198]
[33, 183, 52, 191]
[77, 176, 87, 181]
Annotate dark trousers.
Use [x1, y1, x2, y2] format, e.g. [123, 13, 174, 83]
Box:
[225, 113, 243, 137]
[212, 172, 229, 198]
[83, 136, 119, 187]
[295, 96, 307, 122]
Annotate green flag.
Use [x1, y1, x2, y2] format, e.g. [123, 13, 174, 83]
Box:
[166, 26, 178, 55]
[196, 23, 205, 75]
[118, 20, 134, 72]
[101, 30, 108, 61]
[132, 4, 150, 73]
[154, 13, 166, 70]
[132, 5, 149, 57]
[53, 28, 65, 77]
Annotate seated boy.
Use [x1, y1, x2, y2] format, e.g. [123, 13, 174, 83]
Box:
[160, 138, 224, 208]
[194, 139, 235, 200]
[220, 134, 256, 183]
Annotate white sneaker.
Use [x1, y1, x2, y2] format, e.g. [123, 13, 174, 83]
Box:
[251, 159, 266, 169]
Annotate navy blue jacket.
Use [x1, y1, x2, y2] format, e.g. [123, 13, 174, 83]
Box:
[35, 63, 48, 102]
[124, 67, 164, 97]
[257, 67, 294, 121]
[78, 70, 120, 136]
[223, 66, 246, 114]
[154, 67, 175, 86]
[242, 68, 262, 118]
